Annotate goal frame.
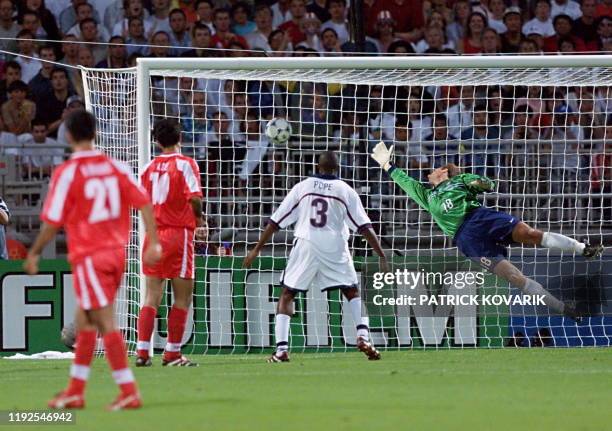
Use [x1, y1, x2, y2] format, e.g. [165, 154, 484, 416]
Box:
[132, 54, 612, 352]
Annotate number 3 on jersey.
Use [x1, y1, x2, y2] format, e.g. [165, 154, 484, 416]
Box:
[150, 171, 170, 205]
[85, 177, 120, 223]
[310, 198, 328, 227]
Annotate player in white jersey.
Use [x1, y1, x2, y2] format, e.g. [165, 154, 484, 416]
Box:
[244, 152, 389, 362]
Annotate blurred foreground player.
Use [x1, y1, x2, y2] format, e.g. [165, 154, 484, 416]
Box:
[371, 142, 603, 321]
[136, 119, 203, 367]
[244, 151, 388, 362]
[24, 110, 162, 410]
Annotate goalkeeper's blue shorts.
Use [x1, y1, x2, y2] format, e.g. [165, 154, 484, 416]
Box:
[454, 206, 521, 271]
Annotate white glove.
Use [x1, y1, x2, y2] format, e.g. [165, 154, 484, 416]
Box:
[371, 141, 394, 171]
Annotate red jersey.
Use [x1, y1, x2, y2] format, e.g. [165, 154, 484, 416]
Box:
[141, 152, 203, 230]
[41, 150, 150, 263]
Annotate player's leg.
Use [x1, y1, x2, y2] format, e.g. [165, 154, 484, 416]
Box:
[48, 308, 95, 409]
[342, 287, 381, 360]
[162, 277, 196, 366]
[512, 221, 603, 258]
[135, 276, 164, 365]
[269, 287, 297, 362]
[492, 259, 580, 320]
[88, 305, 141, 410]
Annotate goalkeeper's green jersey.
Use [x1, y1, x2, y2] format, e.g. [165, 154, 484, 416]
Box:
[388, 166, 495, 238]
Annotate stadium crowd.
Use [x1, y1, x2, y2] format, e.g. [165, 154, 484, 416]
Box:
[0, 0, 612, 258]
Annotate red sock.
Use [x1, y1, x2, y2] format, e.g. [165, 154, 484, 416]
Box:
[103, 331, 138, 396]
[66, 330, 97, 395]
[163, 306, 188, 360]
[136, 306, 156, 359]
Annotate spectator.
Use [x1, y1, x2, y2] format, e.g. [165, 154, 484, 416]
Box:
[19, 119, 64, 179]
[96, 35, 128, 68]
[458, 11, 487, 54]
[232, 2, 256, 36]
[112, 0, 150, 38]
[300, 12, 323, 52]
[67, 2, 110, 41]
[1, 80, 35, 135]
[60, 34, 80, 67]
[34, 68, 72, 137]
[551, 0, 582, 20]
[167, 8, 191, 56]
[504, 103, 537, 140]
[0, 61, 21, 105]
[239, 111, 269, 185]
[596, 15, 612, 50]
[0, 196, 9, 260]
[79, 18, 108, 64]
[0, 0, 19, 60]
[125, 17, 149, 56]
[575, 88, 606, 140]
[523, 0, 555, 37]
[460, 103, 500, 173]
[368, 0, 425, 43]
[104, 0, 149, 36]
[279, 0, 307, 45]
[181, 90, 210, 154]
[321, 27, 342, 55]
[56, 94, 84, 145]
[373, 10, 401, 53]
[267, 29, 290, 55]
[245, 4, 274, 51]
[424, 0, 453, 25]
[518, 36, 541, 53]
[307, 0, 330, 23]
[182, 22, 213, 57]
[424, 114, 459, 167]
[416, 24, 454, 53]
[271, 0, 292, 29]
[194, 0, 215, 34]
[407, 90, 433, 142]
[15, 30, 41, 84]
[29, 45, 56, 100]
[20, 9, 43, 39]
[500, 7, 524, 53]
[595, 0, 612, 18]
[60, 0, 102, 34]
[445, 85, 474, 138]
[211, 8, 248, 50]
[481, 26, 501, 54]
[487, 0, 507, 33]
[544, 14, 585, 52]
[591, 126, 612, 222]
[446, 0, 471, 46]
[149, 30, 171, 57]
[388, 40, 416, 54]
[573, 0, 599, 50]
[322, 0, 349, 44]
[146, 0, 172, 37]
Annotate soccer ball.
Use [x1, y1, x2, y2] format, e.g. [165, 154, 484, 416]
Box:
[61, 322, 76, 351]
[265, 117, 292, 144]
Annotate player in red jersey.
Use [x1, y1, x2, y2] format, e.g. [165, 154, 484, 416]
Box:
[23, 110, 162, 411]
[136, 118, 203, 367]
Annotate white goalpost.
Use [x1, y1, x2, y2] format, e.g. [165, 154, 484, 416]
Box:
[81, 55, 612, 353]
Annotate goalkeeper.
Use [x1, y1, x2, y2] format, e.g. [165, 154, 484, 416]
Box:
[371, 142, 603, 320]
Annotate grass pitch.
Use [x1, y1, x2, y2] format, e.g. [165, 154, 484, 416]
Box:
[1, 349, 610, 431]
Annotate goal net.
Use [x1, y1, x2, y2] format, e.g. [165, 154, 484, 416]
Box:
[81, 56, 612, 353]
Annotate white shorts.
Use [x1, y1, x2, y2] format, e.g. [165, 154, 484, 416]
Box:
[281, 238, 358, 292]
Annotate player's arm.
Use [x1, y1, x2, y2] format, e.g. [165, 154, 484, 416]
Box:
[360, 227, 389, 273]
[139, 203, 162, 266]
[370, 142, 431, 210]
[191, 196, 204, 226]
[242, 221, 278, 268]
[0, 198, 9, 225]
[24, 223, 60, 275]
[461, 173, 496, 194]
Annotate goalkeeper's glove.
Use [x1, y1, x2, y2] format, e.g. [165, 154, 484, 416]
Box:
[371, 141, 394, 171]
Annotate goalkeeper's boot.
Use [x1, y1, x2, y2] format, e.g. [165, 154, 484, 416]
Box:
[48, 391, 85, 409]
[357, 337, 381, 360]
[162, 354, 198, 367]
[135, 356, 152, 367]
[267, 350, 290, 363]
[563, 303, 584, 324]
[107, 392, 142, 411]
[582, 242, 604, 259]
